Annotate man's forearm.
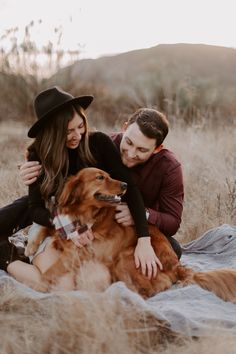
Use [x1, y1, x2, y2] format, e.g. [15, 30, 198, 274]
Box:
[147, 208, 182, 237]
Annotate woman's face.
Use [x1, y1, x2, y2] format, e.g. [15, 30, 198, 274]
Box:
[66, 111, 86, 149]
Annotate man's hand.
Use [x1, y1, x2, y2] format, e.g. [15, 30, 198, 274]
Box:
[71, 228, 94, 248]
[19, 161, 42, 186]
[115, 202, 134, 226]
[134, 237, 163, 279]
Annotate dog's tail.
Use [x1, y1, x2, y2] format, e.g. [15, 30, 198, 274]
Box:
[176, 266, 236, 303]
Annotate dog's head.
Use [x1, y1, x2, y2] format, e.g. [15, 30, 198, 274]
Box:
[58, 167, 127, 209]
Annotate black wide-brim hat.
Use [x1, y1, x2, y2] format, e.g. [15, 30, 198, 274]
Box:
[28, 86, 94, 138]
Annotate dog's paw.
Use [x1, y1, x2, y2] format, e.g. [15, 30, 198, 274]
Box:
[24, 242, 38, 257]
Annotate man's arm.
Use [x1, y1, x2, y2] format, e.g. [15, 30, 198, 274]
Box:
[115, 165, 184, 237]
[147, 165, 184, 236]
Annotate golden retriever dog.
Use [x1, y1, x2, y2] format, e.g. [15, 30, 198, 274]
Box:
[25, 167, 236, 302]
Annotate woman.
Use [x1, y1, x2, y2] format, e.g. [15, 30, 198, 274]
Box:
[7, 86, 162, 290]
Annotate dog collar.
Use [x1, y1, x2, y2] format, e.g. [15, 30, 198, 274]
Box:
[52, 209, 88, 240]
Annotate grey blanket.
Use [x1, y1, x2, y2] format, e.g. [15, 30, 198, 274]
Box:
[1, 224, 236, 337]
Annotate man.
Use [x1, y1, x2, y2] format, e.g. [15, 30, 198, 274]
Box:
[0, 108, 183, 267]
[112, 108, 183, 258]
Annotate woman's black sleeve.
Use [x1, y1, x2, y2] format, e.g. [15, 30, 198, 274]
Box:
[93, 132, 149, 237]
[28, 181, 53, 227]
[28, 151, 53, 227]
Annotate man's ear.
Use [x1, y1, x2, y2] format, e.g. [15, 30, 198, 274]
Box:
[152, 144, 163, 155]
[122, 122, 128, 131]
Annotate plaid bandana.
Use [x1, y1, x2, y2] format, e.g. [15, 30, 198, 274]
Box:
[52, 208, 88, 240]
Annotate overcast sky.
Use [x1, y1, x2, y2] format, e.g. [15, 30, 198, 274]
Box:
[0, 0, 235, 59]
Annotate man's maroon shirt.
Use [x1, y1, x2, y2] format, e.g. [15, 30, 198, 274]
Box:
[111, 133, 184, 237]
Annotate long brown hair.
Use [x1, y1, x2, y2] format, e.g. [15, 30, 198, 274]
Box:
[28, 104, 96, 200]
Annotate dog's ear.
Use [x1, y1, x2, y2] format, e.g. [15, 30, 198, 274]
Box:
[58, 175, 81, 207]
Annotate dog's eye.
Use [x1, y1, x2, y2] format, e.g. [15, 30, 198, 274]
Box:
[96, 175, 105, 180]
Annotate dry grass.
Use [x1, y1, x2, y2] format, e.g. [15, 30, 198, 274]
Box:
[0, 120, 236, 353]
[0, 122, 28, 204]
[166, 121, 236, 243]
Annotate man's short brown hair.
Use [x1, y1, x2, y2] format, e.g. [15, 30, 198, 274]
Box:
[127, 108, 169, 147]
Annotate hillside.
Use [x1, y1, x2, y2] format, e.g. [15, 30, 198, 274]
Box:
[50, 43, 236, 86]
[1, 43, 236, 126]
[46, 43, 236, 126]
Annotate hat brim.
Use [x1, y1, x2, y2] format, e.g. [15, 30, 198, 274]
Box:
[28, 95, 94, 138]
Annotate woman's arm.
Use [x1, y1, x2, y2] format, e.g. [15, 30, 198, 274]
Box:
[27, 151, 52, 228]
[90, 132, 163, 278]
[91, 132, 149, 236]
[28, 180, 53, 228]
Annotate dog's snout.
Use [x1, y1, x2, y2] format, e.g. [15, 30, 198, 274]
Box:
[121, 182, 127, 191]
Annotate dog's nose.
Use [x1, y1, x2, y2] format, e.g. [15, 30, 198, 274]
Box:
[121, 182, 127, 191]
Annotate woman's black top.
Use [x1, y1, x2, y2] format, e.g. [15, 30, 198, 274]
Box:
[28, 132, 149, 237]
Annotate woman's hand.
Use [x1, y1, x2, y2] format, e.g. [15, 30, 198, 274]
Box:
[19, 161, 42, 186]
[134, 237, 163, 279]
[71, 228, 94, 248]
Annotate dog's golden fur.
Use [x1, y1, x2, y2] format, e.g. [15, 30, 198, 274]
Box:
[26, 167, 236, 302]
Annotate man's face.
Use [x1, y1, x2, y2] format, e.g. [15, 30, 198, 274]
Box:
[120, 122, 157, 168]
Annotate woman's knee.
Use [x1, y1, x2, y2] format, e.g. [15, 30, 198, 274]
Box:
[7, 260, 21, 275]
[33, 243, 60, 274]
